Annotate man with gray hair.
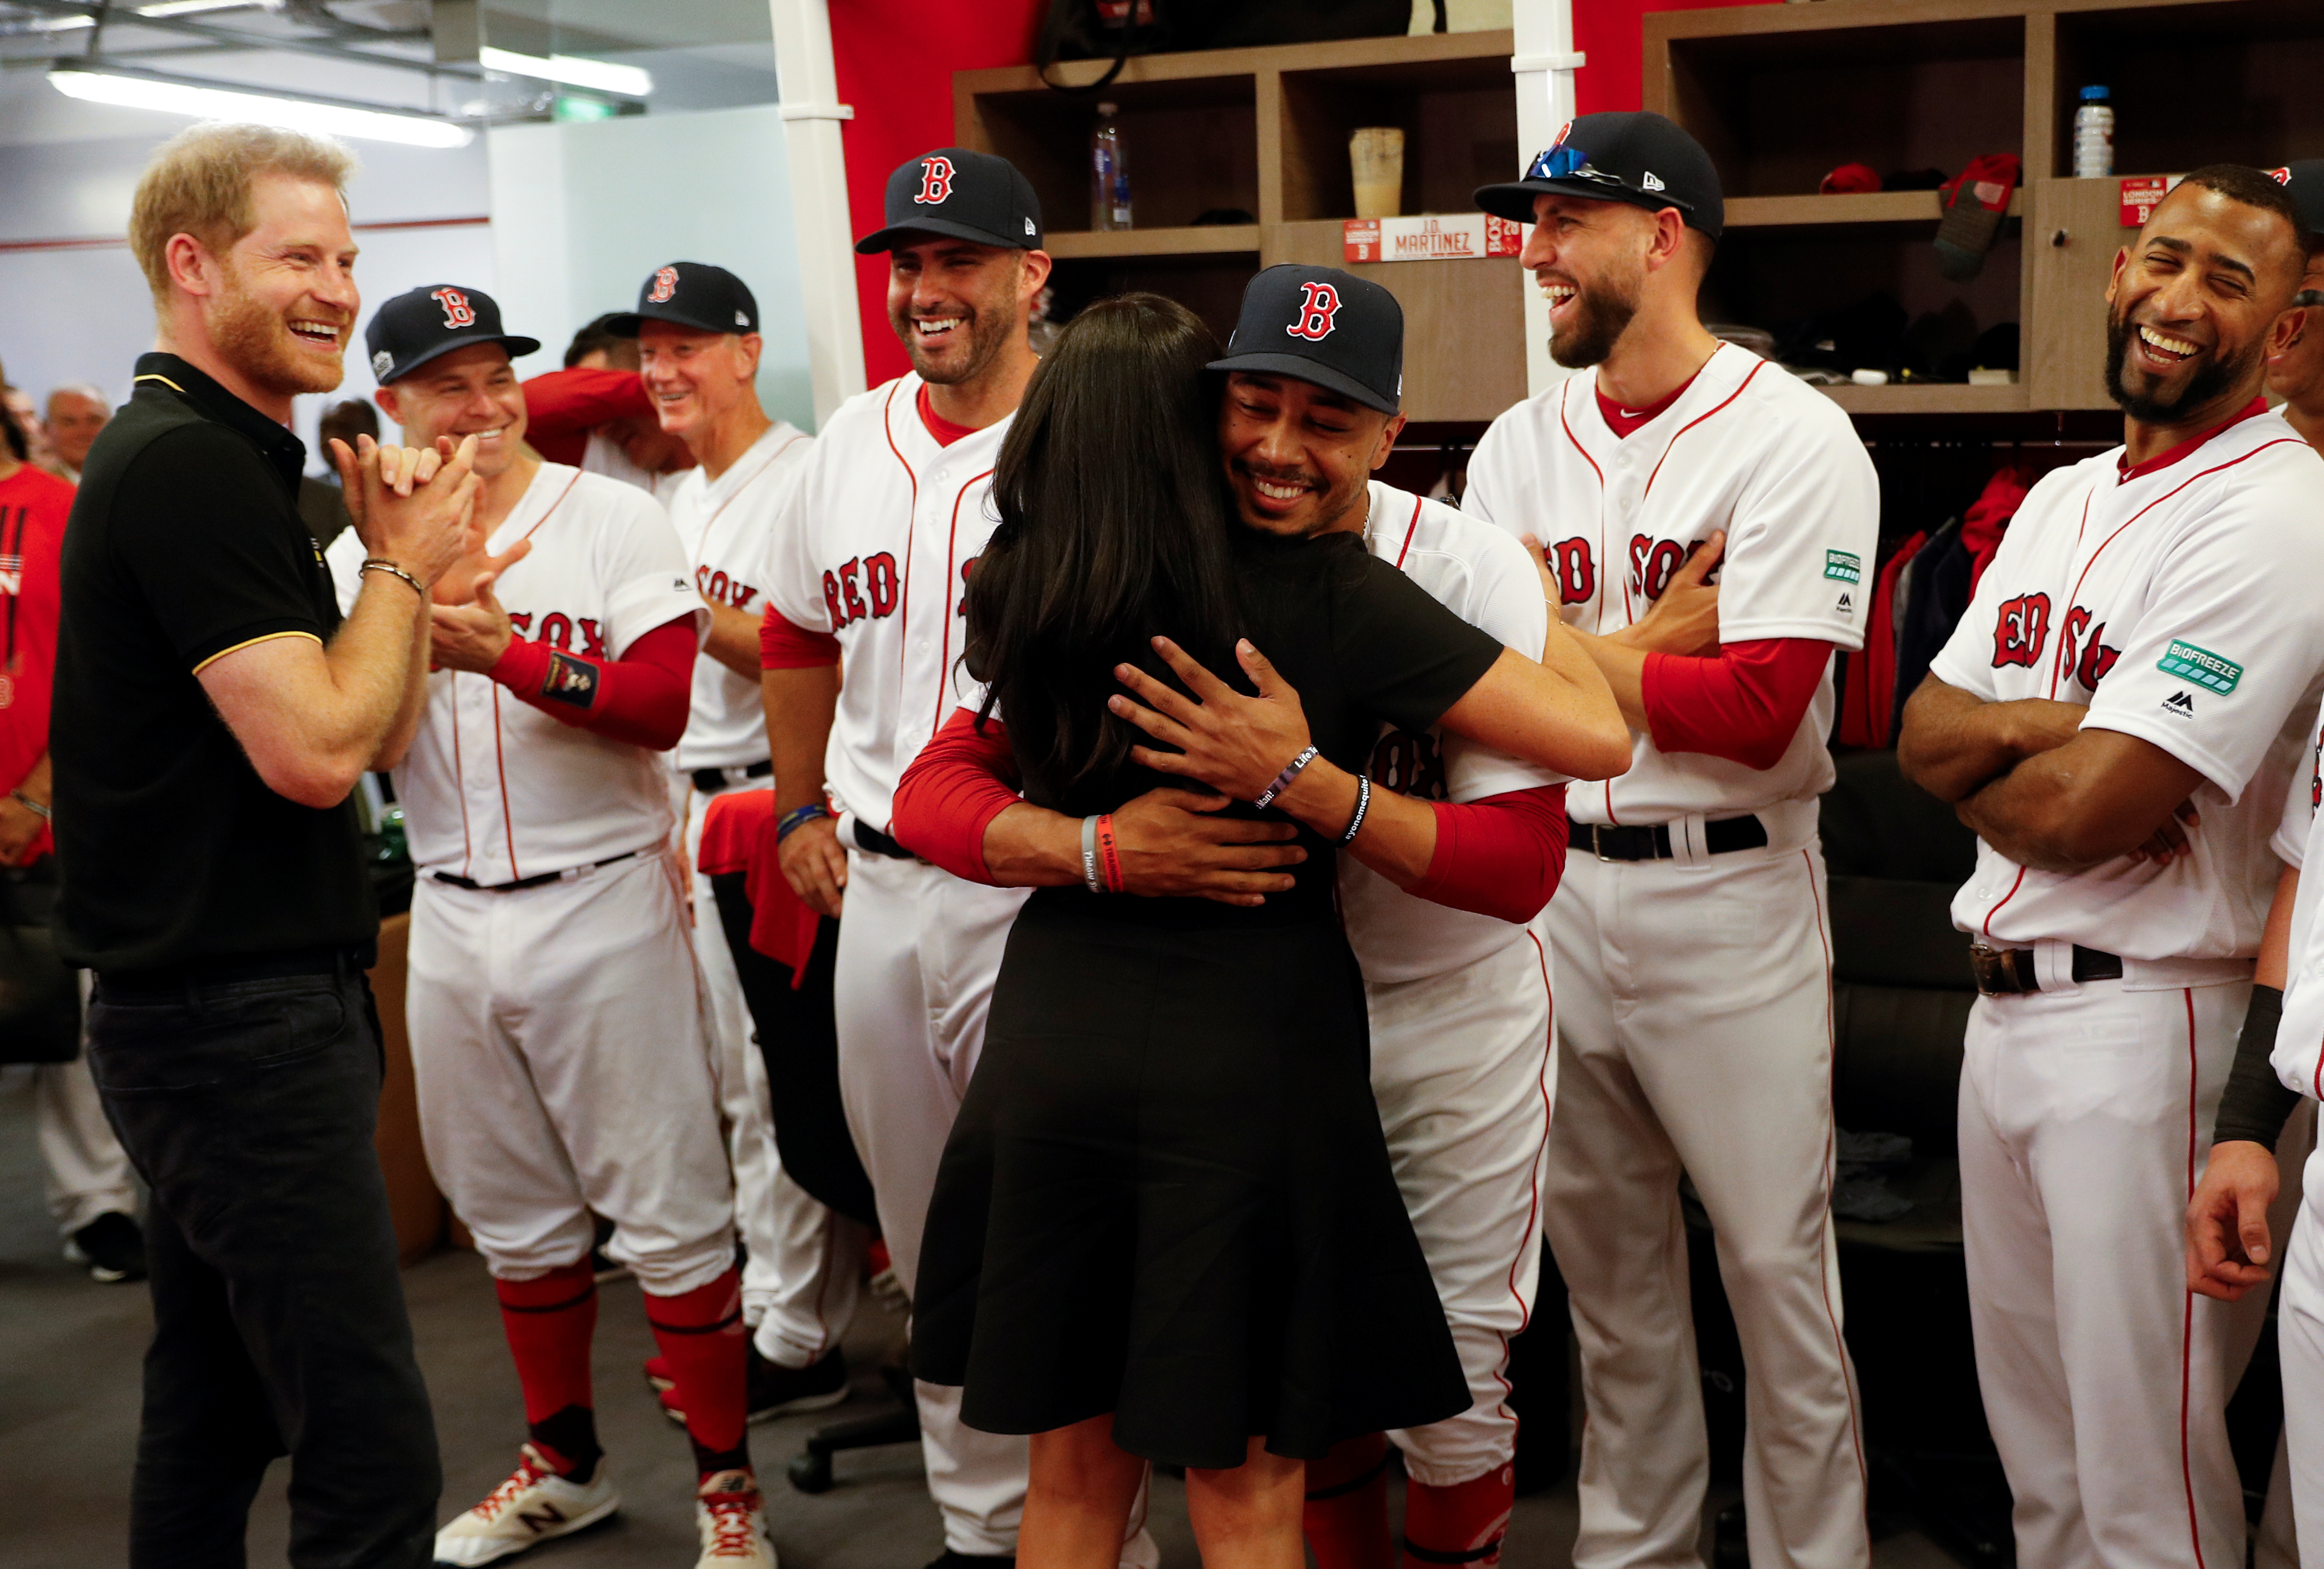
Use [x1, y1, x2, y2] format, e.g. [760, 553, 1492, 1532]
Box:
[44, 383, 108, 482]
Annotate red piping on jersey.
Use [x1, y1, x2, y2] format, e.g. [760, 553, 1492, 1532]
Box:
[1559, 385, 1621, 823]
[691, 429, 809, 551]
[885, 382, 921, 723]
[937, 469, 996, 733]
[492, 685, 519, 881]
[2179, 987, 2210, 1569]
[1806, 852, 1873, 1528]
[1391, 493, 1423, 570]
[1981, 865, 2028, 939]
[451, 681, 473, 879]
[2047, 438, 2306, 700]
[509, 468, 583, 550]
[1491, 929, 1558, 1425]
[1642, 355, 1769, 500]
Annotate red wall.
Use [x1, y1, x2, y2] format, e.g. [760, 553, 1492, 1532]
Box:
[828, 1, 1772, 385]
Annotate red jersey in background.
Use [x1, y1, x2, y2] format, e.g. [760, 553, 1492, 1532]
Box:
[0, 464, 75, 861]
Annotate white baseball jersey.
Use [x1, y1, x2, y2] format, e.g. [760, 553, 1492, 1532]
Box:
[1463, 342, 1876, 826]
[666, 420, 814, 772]
[1342, 480, 1563, 985]
[325, 463, 705, 882]
[761, 374, 1009, 834]
[581, 428, 688, 511]
[1929, 408, 2324, 961]
[2274, 701, 2324, 1098]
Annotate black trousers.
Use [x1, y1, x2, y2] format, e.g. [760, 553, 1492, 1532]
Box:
[86, 965, 440, 1569]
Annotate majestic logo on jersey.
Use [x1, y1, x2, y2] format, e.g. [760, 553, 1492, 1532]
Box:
[431, 287, 476, 330]
[1546, 538, 1595, 605]
[1367, 728, 1450, 801]
[2057, 606, 2120, 692]
[1991, 592, 2051, 668]
[697, 565, 761, 612]
[2158, 639, 2242, 694]
[822, 552, 901, 629]
[505, 611, 607, 659]
[648, 266, 679, 303]
[914, 156, 955, 205]
[2161, 690, 2196, 717]
[1824, 550, 1861, 585]
[1286, 282, 1342, 341]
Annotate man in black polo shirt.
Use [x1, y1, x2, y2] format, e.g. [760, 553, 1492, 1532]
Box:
[53, 122, 476, 1567]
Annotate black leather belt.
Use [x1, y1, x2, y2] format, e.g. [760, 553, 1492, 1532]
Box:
[1969, 942, 2125, 996]
[690, 761, 773, 794]
[433, 849, 641, 894]
[851, 821, 918, 861]
[1569, 815, 1769, 862]
[99, 942, 377, 999]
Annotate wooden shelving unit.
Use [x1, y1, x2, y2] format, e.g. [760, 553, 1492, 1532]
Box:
[956, 30, 1525, 422]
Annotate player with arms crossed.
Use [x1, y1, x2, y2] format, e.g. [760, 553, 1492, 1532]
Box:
[1898, 166, 2324, 1569]
[1462, 112, 1879, 1569]
[326, 286, 772, 1567]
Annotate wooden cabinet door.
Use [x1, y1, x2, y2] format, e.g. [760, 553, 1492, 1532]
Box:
[2028, 176, 2138, 411]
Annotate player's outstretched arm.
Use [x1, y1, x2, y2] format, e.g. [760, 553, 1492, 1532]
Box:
[1896, 674, 2087, 804]
[2190, 864, 2301, 1301]
[1952, 726, 2208, 874]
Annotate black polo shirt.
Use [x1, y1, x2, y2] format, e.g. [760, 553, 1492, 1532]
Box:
[52, 352, 376, 974]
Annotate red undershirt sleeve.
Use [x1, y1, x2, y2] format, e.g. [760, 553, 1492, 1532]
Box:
[1640, 638, 1834, 772]
[891, 707, 1023, 884]
[761, 603, 841, 670]
[487, 615, 696, 751]
[1409, 784, 1569, 924]
[520, 367, 658, 467]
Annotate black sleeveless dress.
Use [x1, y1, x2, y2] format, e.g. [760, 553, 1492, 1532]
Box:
[910, 529, 1505, 1468]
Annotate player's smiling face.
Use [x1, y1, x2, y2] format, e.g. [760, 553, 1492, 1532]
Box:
[2106, 183, 2302, 427]
[202, 170, 359, 399]
[375, 344, 525, 480]
[1218, 371, 1402, 540]
[639, 322, 760, 448]
[1521, 193, 1648, 369]
[886, 236, 1033, 386]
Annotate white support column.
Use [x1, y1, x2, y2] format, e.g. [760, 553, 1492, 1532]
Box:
[1509, 0, 1583, 400]
[769, 0, 866, 425]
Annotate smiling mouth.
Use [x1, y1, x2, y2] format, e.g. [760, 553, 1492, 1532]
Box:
[288, 318, 341, 347]
[1540, 281, 1577, 313]
[913, 315, 965, 345]
[1246, 474, 1311, 505]
[2136, 323, 2202, 364]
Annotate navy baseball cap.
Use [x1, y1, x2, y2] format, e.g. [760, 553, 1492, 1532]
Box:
[1476, 111, 1724, 241]
[606, 262, 759, 338]
[855, 148, 1043, 254]
[1207, 264, 1403, 416]
[365, 284, 541, 385]
[2271, 161, 2324, 242]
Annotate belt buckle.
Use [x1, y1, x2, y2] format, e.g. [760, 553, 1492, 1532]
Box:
[1589, 825, 1613, 863]
[1968, 942, 2024, 997]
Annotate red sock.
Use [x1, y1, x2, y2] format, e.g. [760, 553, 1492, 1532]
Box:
[1402, 1465, 1515, 1569]
[1304, 1433, 1394, 1569]
[645, 1266, 750, 1478]
[494, 1261, 598, 1475]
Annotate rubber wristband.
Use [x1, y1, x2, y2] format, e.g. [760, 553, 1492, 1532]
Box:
[1338, 773, 1370, 846]
[1095, 813, 1125, 893]
[1080, 815, 1104, 894]
[360, 558, 426, 600]
[774, 802, 832, 844]
[1253, 744, 1320, 810]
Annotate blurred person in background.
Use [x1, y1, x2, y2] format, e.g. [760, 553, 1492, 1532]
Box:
[45, 383, 110, 482]
[3, 384, 68, 481]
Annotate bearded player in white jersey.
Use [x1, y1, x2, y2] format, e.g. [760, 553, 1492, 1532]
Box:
[1900, 166, 2324, 1569]
[605, 261, 860, 1426]
[758, 149, 1156, 1569]
[323, 285, 772, 1566]
[1461, 112, 1879, 1569]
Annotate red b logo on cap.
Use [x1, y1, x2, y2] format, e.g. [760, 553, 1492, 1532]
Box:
[431, 287, 476, 329]
[915, 156, 955, 205]
[1286, 281, 1341, 341]
[648, 266, 679, 303]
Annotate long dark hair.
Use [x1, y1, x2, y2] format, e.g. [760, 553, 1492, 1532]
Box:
[967, 293, 1240, 805]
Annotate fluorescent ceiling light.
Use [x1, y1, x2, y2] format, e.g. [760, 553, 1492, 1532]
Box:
[28, 13, 96, 28]
[478, 46, 650, 98]
[49, 67, 473, 148]
[136, 0, 278, 16]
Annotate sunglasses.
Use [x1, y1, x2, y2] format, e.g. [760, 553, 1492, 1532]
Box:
[1523, 145, 1695, 213]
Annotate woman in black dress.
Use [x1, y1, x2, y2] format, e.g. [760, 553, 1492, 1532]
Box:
[896, 295, 1627, 1568]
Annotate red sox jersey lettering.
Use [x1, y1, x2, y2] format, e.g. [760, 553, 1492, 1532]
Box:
[1546, 537, 1595, 605]
[822, 552, 901, 628]
[1991, 592, 2050, 669]
[504, 610, 608, 658]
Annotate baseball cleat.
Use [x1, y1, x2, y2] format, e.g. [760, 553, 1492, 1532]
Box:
[432, 1443, 618, 1565]
[694, 1469, 776, 1566]
[660, 1345, 850, 1427]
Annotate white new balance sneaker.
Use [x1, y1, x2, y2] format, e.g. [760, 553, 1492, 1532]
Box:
[433, 1443, 620, 1566]
[694, 1469, 776, 1567]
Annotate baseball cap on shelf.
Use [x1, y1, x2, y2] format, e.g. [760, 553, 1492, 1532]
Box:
[605, 262, 759, 339]
[1206, 264, 1403, 416]
[1475, 111, 1725, 241]
[2269, 160, 2324, 241]
[854, 147, 1044, 255]
[365, 284, 542, 385]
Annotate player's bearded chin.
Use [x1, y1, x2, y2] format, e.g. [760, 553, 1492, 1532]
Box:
[898, 298, 999, 385]
[212, 261, 345, 398]
[2104, 302, 2252, 423]
[1546, 261, 1642, 370]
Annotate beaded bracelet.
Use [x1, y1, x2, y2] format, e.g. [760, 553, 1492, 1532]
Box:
[774, 801, 832, 844]
[1253, 744, 1320, 810]
[1338, 773, 1371, 846]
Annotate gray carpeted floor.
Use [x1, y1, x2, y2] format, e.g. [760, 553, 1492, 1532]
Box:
[0, 1063, 1958, 1569]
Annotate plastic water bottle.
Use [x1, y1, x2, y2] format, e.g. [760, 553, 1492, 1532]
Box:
[2074, 86, 2114, 179]
[1091, 102, 1132, 231]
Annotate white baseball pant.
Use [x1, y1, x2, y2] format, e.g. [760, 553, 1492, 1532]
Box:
[1545, 839, 1869, 1569]
[1959, 974, 2269, 1569]
[679, 776, 853, 1357]
[2254, 1101, 2311, 1569]
[36, 1049, 138, 1235]
[407, 851, 735, 1292]
[1373, 929, 1556, 1484]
